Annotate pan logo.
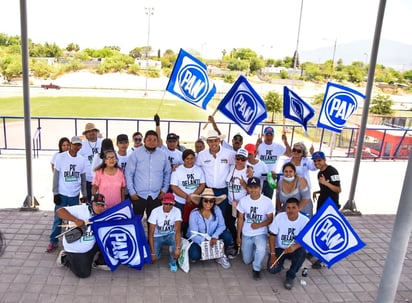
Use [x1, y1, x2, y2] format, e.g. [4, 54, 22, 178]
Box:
[324, 92, 358, 129]
[290, 96, 304, 120]
[102, 226, 137, 263]
[231, 90, 258, 125]
[177, 64, 210, 102]
[312, 214, 348, 254]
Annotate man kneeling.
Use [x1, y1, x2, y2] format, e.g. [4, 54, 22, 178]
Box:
[267, 197, 309, 290]
[55, 193, 107, 278]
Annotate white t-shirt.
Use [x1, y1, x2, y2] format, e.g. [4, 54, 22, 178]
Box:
[247, 159, 269, 190]
[226, 165, 248, 204]
[170, 165, 205, 204]
[116, 151, 130, 173]
[91, 153, 103, 178]
[148, 205, 182, 237]
[257, 142, 286, 173]
[62, 205, 95, 253]
[237, 194, 274, 237]
[55, 151, 87, 197]
[160, 146, 183, 169]
[269, 212, 309, 249]
[79, 139, 102, 182]
[196, 147, 235, 188]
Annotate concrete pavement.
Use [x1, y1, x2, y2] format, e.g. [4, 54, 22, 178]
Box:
[0, 153, 411, 302]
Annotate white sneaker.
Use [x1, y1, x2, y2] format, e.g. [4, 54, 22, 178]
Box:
[216, 255, 231, 269]
[92, 262, 111, 271]
[56, 250, 66, 267]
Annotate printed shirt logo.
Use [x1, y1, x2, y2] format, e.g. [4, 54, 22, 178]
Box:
[246, 206, 263, 223]
[260, 150, 277, 165]
[64, 164, 81, 182]
[181, 173, 200, 190]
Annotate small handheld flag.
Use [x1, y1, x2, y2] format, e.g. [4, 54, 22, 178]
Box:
[283, 86, 315, 132]
[295, 197, 365, 268]
[166, 48, 216, 109]
[317, 82, 365, 133]
[217, 75, 267, 136]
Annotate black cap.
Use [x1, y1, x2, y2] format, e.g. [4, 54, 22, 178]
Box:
[247, 177, 261, 187]
[91, 193, 105, 205]
[117, 134, 129, 143]
[167, 133, 179, 141]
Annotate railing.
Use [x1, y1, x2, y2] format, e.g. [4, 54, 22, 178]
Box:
[0, 116, 410, 160]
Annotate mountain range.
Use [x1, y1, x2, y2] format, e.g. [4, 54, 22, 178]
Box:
[300, 39, 412, 71]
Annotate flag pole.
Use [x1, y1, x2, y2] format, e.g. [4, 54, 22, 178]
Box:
[155, 90, 167, 114]
[202, 107, 218, 130]
[269, 240, 295, 269]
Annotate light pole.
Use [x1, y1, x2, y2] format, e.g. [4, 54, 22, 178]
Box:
[331, 38, 337, 79]
[144, 7, 154, 97]
[293, 0, 304, 72]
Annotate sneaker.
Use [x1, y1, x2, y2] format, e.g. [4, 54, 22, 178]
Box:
[46, 242, 58, 253]
[312, 260, 322, 269]
[252, 269, 261, 281]
[56, 250, 66, 266]
[92, 262, 110, 271]
[226, 246, 237, 259]
[215, 255, 231, 269]
[169, 263, 178, 272]
[284, 277, 294, 290]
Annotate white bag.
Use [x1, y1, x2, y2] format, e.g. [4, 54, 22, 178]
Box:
[178, 236, 194, 273]
[200, 239, 224, 260]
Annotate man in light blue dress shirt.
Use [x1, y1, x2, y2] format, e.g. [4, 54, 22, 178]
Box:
[125, 130, 171, 222]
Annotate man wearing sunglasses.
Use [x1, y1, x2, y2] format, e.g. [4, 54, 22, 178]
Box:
[131, 131, 143, 151]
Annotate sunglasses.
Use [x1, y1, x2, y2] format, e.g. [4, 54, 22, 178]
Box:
[235, 156, 247, 161]
[313, 159, 323, 162]
[134, 137, 142, 143]
[203, 199, 216, 203]
[292, 148, 303, 153]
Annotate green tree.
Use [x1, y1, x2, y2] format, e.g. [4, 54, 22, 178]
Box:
[370, 94, 394, 115]
[0, 54, 22, 81]
[66, 43, 80, 52]
[264, 91, 282, 122]
[312, 93, 325, 105]
[129, 47, 144, 59]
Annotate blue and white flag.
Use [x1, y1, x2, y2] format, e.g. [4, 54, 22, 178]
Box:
[92, 217, 151, 271]
[217, 75, 267, 136]
[295, 198, 365, 268]
[317, 82, 365, 133]
[166, 48, 216, 109]
[283, 86, 315, 132]
[89, 199, 134, 223]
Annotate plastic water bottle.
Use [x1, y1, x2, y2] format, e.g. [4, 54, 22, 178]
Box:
[300, 267, 308, 286]
[267, 172, 276, 189]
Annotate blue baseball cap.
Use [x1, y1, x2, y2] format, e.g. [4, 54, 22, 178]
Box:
[264, 126, 275, 135]
[311, 151, 325, 160]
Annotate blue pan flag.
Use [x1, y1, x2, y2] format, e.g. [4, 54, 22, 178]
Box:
[217, 75, 267, 135]
[283, 86, 315, 132]
[166, 48, 216, 109]
[317, 82, 365, 133]
[295, 197, 365, 268]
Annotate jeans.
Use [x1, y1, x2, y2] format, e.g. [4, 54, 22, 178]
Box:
[267, 246, 306, 280]
[49, 194, 79, 244]
[212, 187, 229, 225]
[65, 243, 100, 278]
[241, 233, 268, 271]
[153, 233, 177, 265]
[188, 229, 232, 261]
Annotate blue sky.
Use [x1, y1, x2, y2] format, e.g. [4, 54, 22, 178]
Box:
[0, 0, 411, 59]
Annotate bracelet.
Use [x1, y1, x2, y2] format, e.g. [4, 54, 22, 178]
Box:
[176, 247, 181, 250]
[270, 252, 276, 255]
[151, 254, 156, 256]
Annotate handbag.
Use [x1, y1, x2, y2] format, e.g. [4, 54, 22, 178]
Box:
[200, 239, 224, 260]
[178, 235, 195, 273]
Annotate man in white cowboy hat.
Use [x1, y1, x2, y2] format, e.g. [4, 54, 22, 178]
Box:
[208, 115, 243, 151]
[79, 122, 102, 202]
[196, 129, 235, 229]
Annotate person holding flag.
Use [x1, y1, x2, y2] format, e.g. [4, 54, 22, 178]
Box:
[256, 126, 292, 199]
[267, 197, 309, 290]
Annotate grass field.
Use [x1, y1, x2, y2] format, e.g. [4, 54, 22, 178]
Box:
[0, 96, 212, 121]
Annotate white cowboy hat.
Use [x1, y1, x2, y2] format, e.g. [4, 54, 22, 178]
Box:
[201, 129, 226, 141]
[83, 123, 100, 135]
[190, 188, 226, 205]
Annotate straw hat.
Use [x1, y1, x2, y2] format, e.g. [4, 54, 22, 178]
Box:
[83, 123, 100, 135]
[190, 188, 226, 205]
[201, 129, 226, 141]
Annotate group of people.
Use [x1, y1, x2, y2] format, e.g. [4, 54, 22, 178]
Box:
[46, 116, 341, 290]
